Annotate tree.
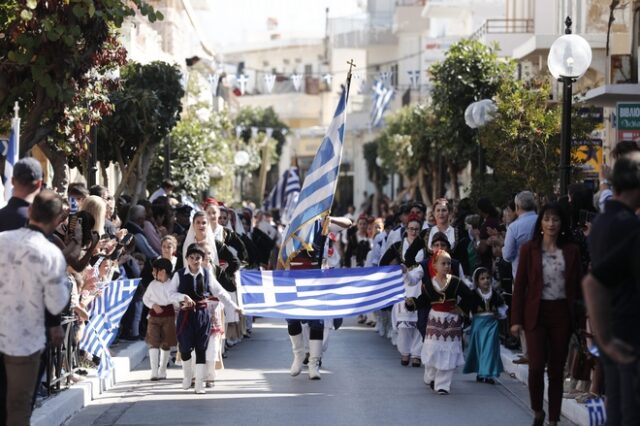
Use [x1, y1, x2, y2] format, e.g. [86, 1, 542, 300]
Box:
[476, 77, 596, 203]
[0, 0, 162, 156]
[430, 39, 514, 198]
[234, 106, 288, 203]
[147, 108, 237, 202]
[98, 61, 184, 201]
[373, 104, 440, 205]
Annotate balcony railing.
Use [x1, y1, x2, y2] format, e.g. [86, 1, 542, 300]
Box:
[470, 19, 534, 40]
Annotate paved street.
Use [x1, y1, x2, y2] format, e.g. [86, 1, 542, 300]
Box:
[64, 318, 569, 426]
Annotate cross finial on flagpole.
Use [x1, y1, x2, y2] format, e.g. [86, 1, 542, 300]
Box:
[13, 101, 19, 119]
[347, 59, 356, 77]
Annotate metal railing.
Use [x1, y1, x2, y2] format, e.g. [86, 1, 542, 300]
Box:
[45, 315, 80, 395]
[470, 19, 535, 40]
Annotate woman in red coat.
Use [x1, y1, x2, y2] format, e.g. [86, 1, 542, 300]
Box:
[510, 203, 583, 426]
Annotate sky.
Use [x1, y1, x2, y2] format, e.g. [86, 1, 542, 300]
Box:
[198, 0, 365, 50]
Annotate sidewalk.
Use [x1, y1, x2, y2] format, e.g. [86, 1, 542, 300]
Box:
[31, 340, 148, 426]
[500, 346, 597, 426]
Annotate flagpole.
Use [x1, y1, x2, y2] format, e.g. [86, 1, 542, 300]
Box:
[12, 101, 20, 157]
[345, 59, 355, 103]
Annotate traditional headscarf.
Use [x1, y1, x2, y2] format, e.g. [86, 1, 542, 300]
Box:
[183, 211, 219, 265]
[472, 267, 492, 301]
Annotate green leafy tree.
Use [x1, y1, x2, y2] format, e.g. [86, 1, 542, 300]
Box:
[234, 106, 288, 203]
[0, 0, 162, 159]
[97, 61, 184, 201]
[373, 104, 440, 205]
[148, 108, 236, 203]
[476, 77, 596, 203]
[430, 39, 514, 197]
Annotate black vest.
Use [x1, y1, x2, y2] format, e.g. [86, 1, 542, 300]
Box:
[177, 268, 211, 302]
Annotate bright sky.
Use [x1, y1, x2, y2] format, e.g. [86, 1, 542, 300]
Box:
[199, 0, 365, 50]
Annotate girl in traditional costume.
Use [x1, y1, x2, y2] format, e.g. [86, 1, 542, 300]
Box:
[462, 267, 507, 384]
[406, 250, 473, 395]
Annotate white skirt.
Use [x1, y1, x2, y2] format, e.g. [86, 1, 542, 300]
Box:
[421, 310, 465, 371]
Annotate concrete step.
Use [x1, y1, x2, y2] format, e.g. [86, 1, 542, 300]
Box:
[31, 340, 148, 426]
[500, 346, 603, 426]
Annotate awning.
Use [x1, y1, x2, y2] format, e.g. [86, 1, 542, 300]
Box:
[579, 84, 640, 107]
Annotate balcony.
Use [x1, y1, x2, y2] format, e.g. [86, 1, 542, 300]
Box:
[393, 2, 428, 34]
[470, 19, 534, 56]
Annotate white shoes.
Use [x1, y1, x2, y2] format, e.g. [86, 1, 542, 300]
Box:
[157, 349, 170, 380]
[182, 360, 193, 390]
[149, 348, 159, 381]
[194, 364, 206, 394]
[289, 334, 305, 376]
[308, 340, 322, 380]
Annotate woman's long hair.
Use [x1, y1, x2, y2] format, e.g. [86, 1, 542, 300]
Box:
[532, 202, 571, 246]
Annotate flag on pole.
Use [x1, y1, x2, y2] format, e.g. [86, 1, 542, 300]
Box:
[277, 88, 348, 268]
[79, 278, 141, 379]
[3, 103, 20, 202]
[237, 265, 404, 319]
[370, 81, 394, 128]
[263, 167, 301, 224]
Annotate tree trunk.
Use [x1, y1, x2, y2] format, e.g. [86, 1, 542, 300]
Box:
[128, 140, 157, 209]
[100, 162, 109, 189]
[448, 161, 460, 199]
[37, 142, 69, 193]
[417, 165, 431, 207]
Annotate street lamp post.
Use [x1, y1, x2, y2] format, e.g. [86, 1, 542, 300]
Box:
[547, 17, 592, 195]
[234, 150, 250, 201]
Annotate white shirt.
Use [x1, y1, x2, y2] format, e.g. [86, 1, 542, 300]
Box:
[426, 225, 456, 250]
[142, 279, 185, 308]
[167, 267, 239, 311]
[367, 232, 388, 266]
[0, 228, 69, 356]
[149, 188, 167, 203]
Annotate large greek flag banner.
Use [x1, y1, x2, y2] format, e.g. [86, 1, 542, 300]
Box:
[278, 89, 347, 268]
[238, 265, 404, 319]
[79, 278, 140, 378]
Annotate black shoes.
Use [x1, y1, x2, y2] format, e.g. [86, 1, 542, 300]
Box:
[532, 412, 545, 426]
[476, 376, 496, 384]
[436, 389, 449, 395]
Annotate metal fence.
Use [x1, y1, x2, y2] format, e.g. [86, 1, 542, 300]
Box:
[470, 19, 535, 40]
[45, 315, 80, 395]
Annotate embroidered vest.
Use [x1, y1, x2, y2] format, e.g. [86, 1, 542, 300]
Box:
[177, 268, 210, 302]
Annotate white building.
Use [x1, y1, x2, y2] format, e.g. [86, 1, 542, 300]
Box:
[471, 0, 638, 179]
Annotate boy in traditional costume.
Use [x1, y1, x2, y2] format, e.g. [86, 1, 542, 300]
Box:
[169, 244, 240, 394]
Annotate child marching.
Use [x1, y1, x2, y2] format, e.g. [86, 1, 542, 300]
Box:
[462, 267, 508, 384]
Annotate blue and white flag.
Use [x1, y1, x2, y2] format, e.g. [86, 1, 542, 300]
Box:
[586, 398, 606, 426]
[238, 265, 404, 319]
[263, 167, 301, 224]
[79, 278, 140, 379]
[3, 109, 20, 202]
[278, 88, 348, 268]
[370, 81, 394, 128]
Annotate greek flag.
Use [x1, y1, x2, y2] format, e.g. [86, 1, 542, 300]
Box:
[278, 89, 347, 268]
[237, 265, 404, 319]
[586, 398, 606, 426]
[263, 167, 301, 224]
[370, 80, 394, 128]
[79, 278, 140, 379]
[3, 113, 20, 202]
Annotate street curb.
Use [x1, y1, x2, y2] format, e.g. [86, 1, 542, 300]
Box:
[500, 346, 590, 426]
[31, 341, 148, 426]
